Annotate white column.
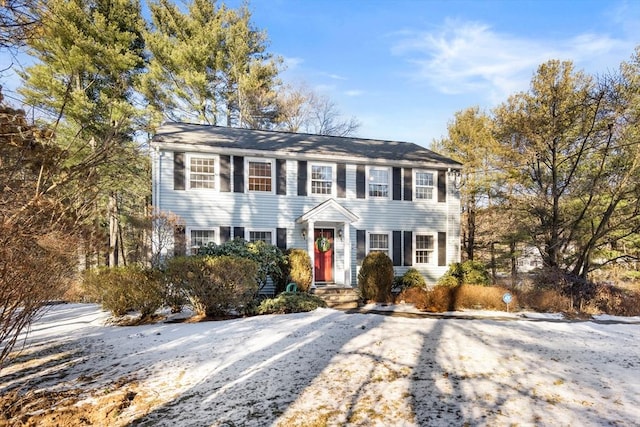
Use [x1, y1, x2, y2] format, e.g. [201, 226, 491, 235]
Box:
[343, 223, 351, 287]
[308, 220, 315, 288]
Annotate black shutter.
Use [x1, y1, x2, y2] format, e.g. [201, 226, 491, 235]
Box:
[403, 231, 412, 266]
[220, 227, 231, 243]
[392, 167, 402, 201]
[174, 225, 186, 256]
[438, 170, 446, 203]
[393, 230, 402, 266]
[297, 160, 307, 196]
[403, 168, 412, 201]
[356, 230, 366, 265]
[337, 163, 346, 198]
[438, 232, 447, 266]
[356, 165, 366, 199]
[233, 227, 245, 240]
[276, 159, 287, 195]
[220, 155, 230, 192]
[233, 156, 244, 193]
[276, 228, 287, 250]
[174, 152, 185, 190]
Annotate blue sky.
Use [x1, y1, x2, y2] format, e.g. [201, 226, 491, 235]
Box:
[1, 0, 639, 147]
[230, 0, 640, 146]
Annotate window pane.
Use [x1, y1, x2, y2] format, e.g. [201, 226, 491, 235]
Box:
[369, 233, 389, 254]
[311, 165, 332, 194]
[248, 161, 272, 192]
[416, 235, 434, 264]
[249, 231, 272, 244]
[190, 157, 215, 189]
[415, 171, 434, 199]
[191, 230, 215, 254]
[368, 169, 389, 197]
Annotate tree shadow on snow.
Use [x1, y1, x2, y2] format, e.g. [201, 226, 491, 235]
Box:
[128, 309, 385, 426]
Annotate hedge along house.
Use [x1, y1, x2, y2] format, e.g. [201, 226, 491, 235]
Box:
[151, 122, 462, 294]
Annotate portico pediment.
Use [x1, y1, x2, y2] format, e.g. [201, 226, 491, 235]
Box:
[296, 199, 359, 224]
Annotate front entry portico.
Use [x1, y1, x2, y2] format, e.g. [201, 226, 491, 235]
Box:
[296, 199, 359, 288]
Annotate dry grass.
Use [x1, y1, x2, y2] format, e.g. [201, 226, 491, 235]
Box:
[397, 285, 517, 312]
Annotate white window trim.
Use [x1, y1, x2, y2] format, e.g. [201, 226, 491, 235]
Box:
[366, 165, 391, 200]
[245, 157, 276, 194]
[247, 228, 276, 245]
[186, 227, 218, 255]
[366, 231, 392, 258]
[414, 231, 436, 265]
[186, 153, 219, 191]
[413, 169, 436, 202]
[308, 162, 336, 197]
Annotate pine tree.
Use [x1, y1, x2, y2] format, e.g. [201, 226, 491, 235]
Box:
[18, 0, 147, 267]
[142, 0, 281, 129]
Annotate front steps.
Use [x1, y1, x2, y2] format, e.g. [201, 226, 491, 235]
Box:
[312, 286, 360, 310]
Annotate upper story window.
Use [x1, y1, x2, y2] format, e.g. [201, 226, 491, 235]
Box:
[368, 167, 390, 198]
[415, 234, 434, 264]
[311, 164, 333, 195]
[415, 170, 435, 200]
[247, 159, 274, 193]
[188, 155, 217, 190]
[248, 230, 274, 245]
[189, 229, 216, 255]
[368, 232, 390, 257]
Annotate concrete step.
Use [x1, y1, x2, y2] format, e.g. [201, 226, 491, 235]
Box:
[311, 287, 360, 309]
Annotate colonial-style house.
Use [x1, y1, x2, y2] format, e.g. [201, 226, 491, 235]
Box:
[151, 122, 461, 295]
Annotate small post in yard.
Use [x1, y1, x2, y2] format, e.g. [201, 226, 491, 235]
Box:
[502, 292, 513, 313]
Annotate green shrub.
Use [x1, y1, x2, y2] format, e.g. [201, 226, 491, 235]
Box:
[358, 252, 394, 303]
[438, 260, 491, 286]
[398, 268, 427, 290]
[83, 265, 164, 319]
[256, 292, 327, 315]
[165, 255, 259, 317]
[198, 239, 285, 292]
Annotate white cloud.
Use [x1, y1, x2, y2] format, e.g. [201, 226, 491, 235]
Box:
[282, 56, 304, 70]
[392, 18, 632, 103]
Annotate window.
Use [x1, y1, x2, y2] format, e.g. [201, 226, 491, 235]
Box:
[369, 233, 390, 256]
[247, 159, 273, 192]
[190, 229, 216, 255]
[415, 234, 434, 264]
[188, 155, 216, 189]
[248, 230, 273, 244]
[368, 167, 390, 198]
[415, 171, 434, 200]
[311, 164, 333, 195]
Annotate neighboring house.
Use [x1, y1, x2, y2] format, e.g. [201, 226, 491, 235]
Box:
[151, 122, 462, 294]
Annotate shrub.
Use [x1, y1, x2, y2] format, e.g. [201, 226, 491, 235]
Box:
[397, 285, 453, 312]
[399, 268, 427, 290]
[358, 252, 394, 303]
[256, 292, 327, 315]
[165, 255, 258, 317]
[439, 260, 491, 286]
[286, 249, 313, 292]
[198, 239, 285, 292]
[453, 284, 517, 311]
[83, 265, 164, 319]
[516, 288, 572, 313]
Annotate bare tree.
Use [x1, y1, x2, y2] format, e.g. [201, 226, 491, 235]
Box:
[276, 84, 360, 136]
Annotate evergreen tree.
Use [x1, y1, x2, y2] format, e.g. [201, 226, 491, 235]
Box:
[494, 58, 640, 279]
[18, 0, 148, 267]
[142, 0, 281, 129]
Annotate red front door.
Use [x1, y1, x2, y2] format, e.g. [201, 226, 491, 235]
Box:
[314, 229, 334, 282]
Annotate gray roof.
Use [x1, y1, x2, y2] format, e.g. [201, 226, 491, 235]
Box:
[152, 122, 461, 167]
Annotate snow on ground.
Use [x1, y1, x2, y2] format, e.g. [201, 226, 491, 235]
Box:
[2, 303, 640, 426]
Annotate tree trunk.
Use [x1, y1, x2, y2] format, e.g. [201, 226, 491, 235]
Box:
[108, 192, 118, 267]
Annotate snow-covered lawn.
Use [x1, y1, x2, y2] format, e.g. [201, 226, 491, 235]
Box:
[2, 303, 639, 426]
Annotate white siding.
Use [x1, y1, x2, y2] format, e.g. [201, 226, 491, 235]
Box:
[154, 150, 461, 289]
